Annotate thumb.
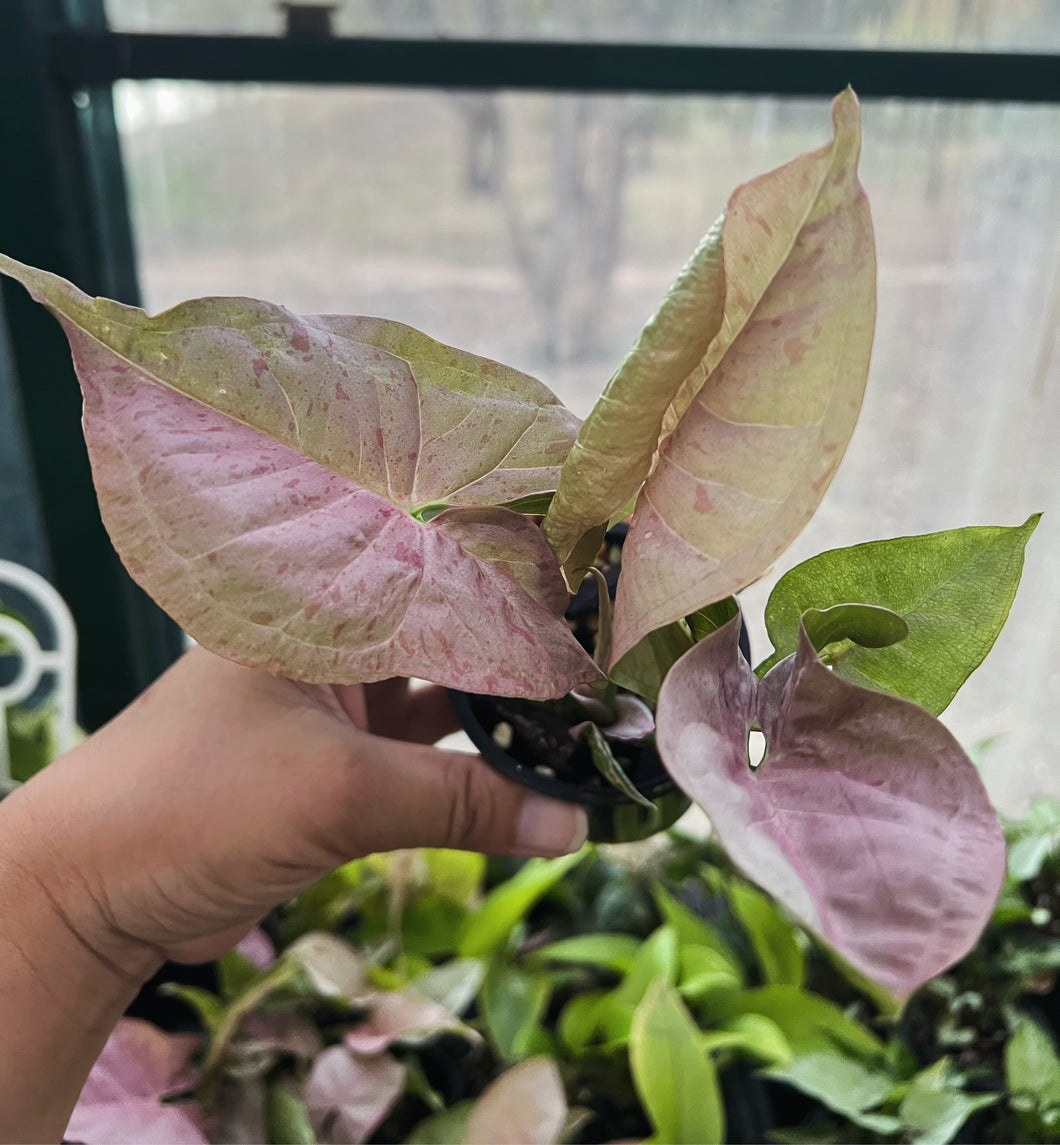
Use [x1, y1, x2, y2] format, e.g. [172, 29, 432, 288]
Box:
[338, 737, 588, 858]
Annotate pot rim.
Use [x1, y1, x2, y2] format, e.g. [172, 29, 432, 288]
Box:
[448, 689, 678, 809]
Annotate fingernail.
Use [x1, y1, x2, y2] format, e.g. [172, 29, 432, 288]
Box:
[516, 797, 589, 856]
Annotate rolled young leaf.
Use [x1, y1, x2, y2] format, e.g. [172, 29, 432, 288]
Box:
[656, 616, 1005, 1001]
[0, 255, 598, 697]
[612, 90, 876, 663]
[542, 217, 726, 584]
[758, 516, 1041, 713]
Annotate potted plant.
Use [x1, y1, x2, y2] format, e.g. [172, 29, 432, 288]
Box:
[0, 89, 1039, 1005]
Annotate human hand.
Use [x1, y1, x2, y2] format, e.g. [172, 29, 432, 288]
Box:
[2, 647, 587, 976]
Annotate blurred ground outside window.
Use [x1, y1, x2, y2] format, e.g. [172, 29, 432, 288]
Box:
[103, 0, 1060, 53]
[111, 78, 1058, 813]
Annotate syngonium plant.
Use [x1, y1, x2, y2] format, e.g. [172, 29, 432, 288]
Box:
[0, 91, 1040, 1003]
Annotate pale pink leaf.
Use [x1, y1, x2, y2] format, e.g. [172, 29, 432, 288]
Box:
[285, 933, 370, 1002]
[305, 1045, 405, 1145]
[0, 257, 597, 698]
[655, 617, 1005, 1001]
[612, 91, 876, 661]
[236, 927, 276, 969]
[463, 1057, 568, 1145]
[571, 694, 655, 742]
[343, 987, 479, 1055]
[65, 1018, 207, 1145]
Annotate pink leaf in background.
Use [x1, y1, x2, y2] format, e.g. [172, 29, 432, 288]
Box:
[463, 1057, 568, 1145]
[305, 1045, 406, 1145]
[612, 91, 876, 662]
[65, 1018, 206, 1145]
[343, 987, 479, 1055]
[656, 617, 1005, 1001]
[236, 927, 276, 969]
[0, 257, 597, 698]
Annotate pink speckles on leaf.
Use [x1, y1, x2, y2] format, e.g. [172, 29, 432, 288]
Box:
[656, 616, 1005, 1001]
[611, 94, 874, 660]
[0, 258, 596, 696]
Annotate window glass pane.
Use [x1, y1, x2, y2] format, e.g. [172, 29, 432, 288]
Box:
[0, 302, 50, 578]
[113, 82, 1058, 811]
[103, 0, 1059, 53]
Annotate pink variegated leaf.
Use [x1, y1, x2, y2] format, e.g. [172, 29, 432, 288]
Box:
[65, 1018, 207, 1145]
[611, 91, 876, 662]
[0, 256, 597, 698]
[305, 1045, 406, 1145]
[571, 694, 656, 742]
[656, 617, 1005, 1001]
[344, 987, 480, 1055]
[463, 1057, 568, 1145]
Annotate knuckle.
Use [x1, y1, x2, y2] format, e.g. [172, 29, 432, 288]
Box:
[441, 754, 500, 850]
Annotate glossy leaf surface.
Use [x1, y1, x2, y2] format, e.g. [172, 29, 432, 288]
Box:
[759, 516, 1041, 713]
[0, 254, 596, 697]
[656, 617, 1005, 1000]
[612, 90, 876, 662]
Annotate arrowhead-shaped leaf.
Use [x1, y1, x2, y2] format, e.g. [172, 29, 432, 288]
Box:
[656, 616, 1005, 1001]
[612, 90, 876, 662]
[66, 1018, 207, 1145]
[462, 1057, 567, 1145]
[304, 1045, 406, 1145]
[0, 255, 597, 697]
[758, 516, 1041, 714]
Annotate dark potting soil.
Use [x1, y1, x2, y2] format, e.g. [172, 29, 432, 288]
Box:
[467, 692, 662, 792]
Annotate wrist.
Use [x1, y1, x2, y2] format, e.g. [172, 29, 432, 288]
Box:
[0, 781, 164, 992]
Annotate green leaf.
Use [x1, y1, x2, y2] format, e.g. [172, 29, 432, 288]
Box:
[766, 1052, 897, 1129]
[482, 959, 552, 1061]
[610, 622, 693, 704]
[1006, 797, 1060, 882]
[726, 878, 805, 988]
[678, 945, 743, 1006]
[401, 899, 468, 957]
[219, 949, 264, 1001]
[687, 597, 740, 641]
[584, 724, 656, 810]
[422, 849, 487, 907]
[728, 985, 884, 1059]
[457, 851, 586, 958]
[265, 1085, 317, 1145]
[158, 984, 227, 1036]
[281, 860, 369, 941]
[701, 1014, 792, 1066]
[531, 933, 641, 974]
[557, 990, 610, 1055]
[404, 1101, 473, 1145]
[1006, 1018, 1060, 1107]
[759, 516, 1041, 714]
[899, 1059, 998, 1145]
[601, 925, 679, 1043]
[630, 979, 725, 1145]
[801, 603, 908, 655]
[652, 888, 744, 982]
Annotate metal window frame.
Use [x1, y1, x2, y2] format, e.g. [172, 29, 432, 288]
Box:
[1, 1, 1057, 727]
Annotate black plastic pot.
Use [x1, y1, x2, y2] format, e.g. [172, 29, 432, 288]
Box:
[450, 688, 690, 844]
